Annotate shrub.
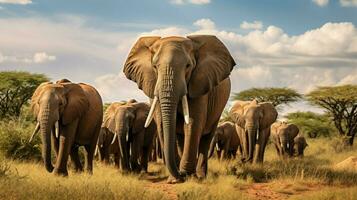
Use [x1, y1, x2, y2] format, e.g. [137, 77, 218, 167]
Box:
[0, 118, 41, 161]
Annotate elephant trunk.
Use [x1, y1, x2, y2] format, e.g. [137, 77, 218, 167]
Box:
[39, 103, 54, 172]
[246, 125, 257, 162]
[208, 135, 218, 159]
[116, 113, 130, 171]
[280, 136, 288, 156]
[160, 95, 181, 179]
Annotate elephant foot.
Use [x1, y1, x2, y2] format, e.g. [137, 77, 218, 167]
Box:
[196, 171, 206, 180]
[167, 175, 184, 184]
[45, 165, 54, 173]
[53, 168, 68, 177]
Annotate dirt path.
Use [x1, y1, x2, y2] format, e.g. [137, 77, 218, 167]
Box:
[242, 182, 325, 200]
[142, 175, 178, 200]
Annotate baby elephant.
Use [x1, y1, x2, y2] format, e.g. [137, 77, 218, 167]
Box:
[293, 134, 308, 157]
[101, 100, 156, 173]
[208, 121, 241, 161]
[96, 127, 120, 167]
[271, 121, 299, 157]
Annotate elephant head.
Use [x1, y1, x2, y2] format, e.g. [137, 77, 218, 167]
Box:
[230, 100, 277, 162]
[30, 81, 89, 172]
[123, 35, 235, 179]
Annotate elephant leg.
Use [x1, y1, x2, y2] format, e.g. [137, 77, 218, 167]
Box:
[176, 133, 184, 164]
[196, 132, 214, 179]
[114, 153, 120, 168]
[84, 144, 95, 174]
[254, 128, 270, 163]
[70, 145, 83, 172]
[53, 121, 78, 176]
[140, 146, 149, 173]
[130, 131, 144, 172]
[179, 119, 202, 176]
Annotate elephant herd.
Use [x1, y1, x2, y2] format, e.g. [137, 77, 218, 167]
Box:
[28, 35, 307, 183]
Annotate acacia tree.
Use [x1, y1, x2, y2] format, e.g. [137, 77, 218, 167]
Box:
[233, 87, 302, 108]
[306, 85, 357, 146]
[0, 71, 49, 119]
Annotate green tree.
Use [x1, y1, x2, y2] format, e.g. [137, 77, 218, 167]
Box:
[233, 87, 302, 108]
[285, 111, 336, 138]
[306, 85, 357, 145]
[0, 71, 49, 119]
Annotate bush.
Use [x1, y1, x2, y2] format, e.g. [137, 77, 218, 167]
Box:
[0, 117, 41, 161]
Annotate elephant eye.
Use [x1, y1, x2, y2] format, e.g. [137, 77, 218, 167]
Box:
[186, 64, 190, 68]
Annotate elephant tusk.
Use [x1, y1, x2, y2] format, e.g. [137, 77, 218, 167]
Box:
[29, 122, 40, 143]
[144, 96, 158, 128]
[55, 121, 59, 138]
[111, 133, 117, 144]
[94, 145, 99, 156]
[182, 95, 190, 124]
[216, 143, 220, 151]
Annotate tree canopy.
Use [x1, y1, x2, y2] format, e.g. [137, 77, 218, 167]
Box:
[306, 85, 357, 145]
[285, 111, 336, 138]
[232, 87, 302, 107]
[0, 71, 49, 119]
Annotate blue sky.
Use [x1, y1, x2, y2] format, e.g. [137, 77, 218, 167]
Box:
[1, 0, 357, 115]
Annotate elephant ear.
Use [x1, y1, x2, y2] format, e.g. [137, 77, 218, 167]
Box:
[103, 103, 122, 133]
[187, 35, 236, 98]
[123, 37, 161, 98]
[61, 83, 89, 125]
[230, 101, 250, 128]
[31, 82, 53, 118]
[270, 122, 281, 135]
[258, 102, 278, 129]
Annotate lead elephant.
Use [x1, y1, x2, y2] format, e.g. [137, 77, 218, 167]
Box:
[29, 79, 103, 176]
[208, 121, 241, 161]
[271, 121, 299, 157]
[230, 100, 277, 163]
[102, 101, 156, 173]
[123, 35, 235, 182]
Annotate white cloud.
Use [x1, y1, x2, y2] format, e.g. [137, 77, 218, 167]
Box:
[340, 0, 357, 7]
[171, 0, 210, 5]
[0, 52, 56, 64]
[240, 21, 263, 30]
[312, 0, 329, 6]
[193, 18, 215, 30]
[0, 0, 32, 5]
[33, 52, 56, 63]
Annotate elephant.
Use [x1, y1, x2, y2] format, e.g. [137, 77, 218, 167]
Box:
[29, 79, 103, 176]
[208, 121, 241, 161]
[101, 101, 156, 173]
[123, 35, 235, 182]
[271, 121, 299, 157]
[293, 134, 308, 157]
[230, 100, 277, 163]
[97, 127, 120, 167]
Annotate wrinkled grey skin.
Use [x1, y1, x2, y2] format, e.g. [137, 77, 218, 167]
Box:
[271, 121, 299, 157]
[293, 134, 308, 157]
